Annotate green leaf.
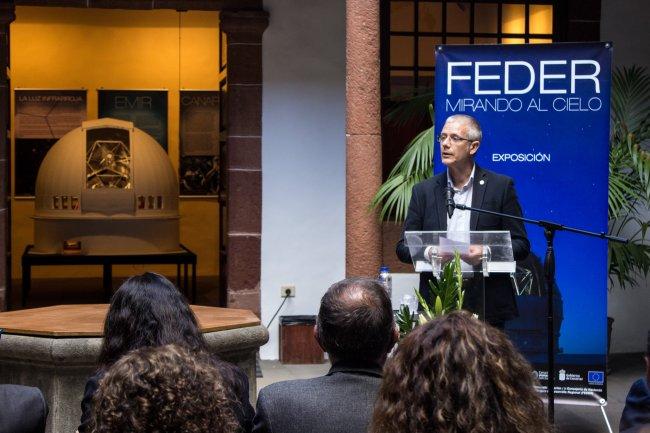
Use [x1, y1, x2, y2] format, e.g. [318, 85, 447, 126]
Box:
[434, 296, 443, 316]
[370, 107, 435, 223]
[454, 252, 463, 290]
[453, 252, 465, 309]
[384, 90, 435, 128]
[415, 286, 434, 318]
[396, 304, 416, 339]
[608, 66, 650, 288]
[609, 240, 650, 289]
[611, 66, 650, 139]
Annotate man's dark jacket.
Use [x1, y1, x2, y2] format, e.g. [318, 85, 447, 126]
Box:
[396, 165, 530, 324]
[0, 385, 48, 433]
[252, 361, 382, 433]
[620, 378, 650, 433]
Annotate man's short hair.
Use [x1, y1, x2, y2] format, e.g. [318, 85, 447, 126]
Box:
[446, 114, 482, 142]
[316, 278, 394, 363]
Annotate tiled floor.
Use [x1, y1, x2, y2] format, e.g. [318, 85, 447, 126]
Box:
[258, 353, 645, 433]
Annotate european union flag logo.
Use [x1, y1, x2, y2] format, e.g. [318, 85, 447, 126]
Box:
[588, 371, 605, 385]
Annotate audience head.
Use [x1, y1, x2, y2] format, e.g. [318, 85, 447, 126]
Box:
[315, 277, 396, 364]
[90, 344, 238, 433]
[370, 311, 550, 433]
[99, 272, 206, 368]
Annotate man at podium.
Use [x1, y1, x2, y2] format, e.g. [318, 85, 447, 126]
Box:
[396, 114, 530, 328]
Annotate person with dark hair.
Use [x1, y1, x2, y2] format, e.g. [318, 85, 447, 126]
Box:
[89, 344, 239, 433]
[252, 277, 398, 433]
[0, 385, 47, 433]
[620, 330, 650, 433]
[370, 310, 550, 433]
[396, 114, 530, 328]
[78, 272, 254, 433]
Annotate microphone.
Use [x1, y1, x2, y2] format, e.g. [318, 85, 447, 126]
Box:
[446, 186, 455, 218]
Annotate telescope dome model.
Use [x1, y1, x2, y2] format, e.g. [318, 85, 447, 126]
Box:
[33, 118, 180, 255]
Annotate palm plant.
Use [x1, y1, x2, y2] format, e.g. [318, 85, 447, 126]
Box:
[395, 252, 465, 338]
[608, 66, 650, 288]
[370, 104, 434, 222]
[372, 66, 650, 289]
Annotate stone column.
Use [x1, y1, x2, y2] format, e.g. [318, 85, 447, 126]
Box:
[346, 0, 382, 277]
[220, 11, 268, 317]
[0, 4, 15, 311]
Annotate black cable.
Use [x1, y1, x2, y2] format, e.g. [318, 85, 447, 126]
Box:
[266, 294, 290, 329]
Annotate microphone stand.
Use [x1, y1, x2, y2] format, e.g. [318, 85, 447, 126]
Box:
[452, 202, 627, 423]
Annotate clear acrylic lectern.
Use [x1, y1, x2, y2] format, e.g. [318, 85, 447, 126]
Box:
[404, 230, 516, 320]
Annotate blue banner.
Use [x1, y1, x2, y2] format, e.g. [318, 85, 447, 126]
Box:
[435, 42, 612, 400]
[98, 90, 168, 151]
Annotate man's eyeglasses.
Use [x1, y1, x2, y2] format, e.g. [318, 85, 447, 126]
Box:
[437, 134, 473, 144]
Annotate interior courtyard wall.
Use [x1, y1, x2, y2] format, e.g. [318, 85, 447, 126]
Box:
[601, 0, 650, 354]
[10, 7, 221, 280]
[260, 0, 346, 359]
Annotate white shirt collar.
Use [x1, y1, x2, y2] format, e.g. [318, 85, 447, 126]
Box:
[447, 164, 476, 192]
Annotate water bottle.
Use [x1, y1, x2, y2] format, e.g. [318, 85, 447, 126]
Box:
[378, 265, 392, 300]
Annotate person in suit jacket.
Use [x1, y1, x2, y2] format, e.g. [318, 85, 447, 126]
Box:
[0, 384, 47, 433]
[252, 278, 398, 433]
[396, 114, 530, 327]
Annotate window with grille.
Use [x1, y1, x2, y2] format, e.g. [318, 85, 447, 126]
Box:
[385, 1, 555, 96]
[380, 1, 557, 181]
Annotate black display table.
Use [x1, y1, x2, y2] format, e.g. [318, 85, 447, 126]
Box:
[14, 244, 197, 309]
